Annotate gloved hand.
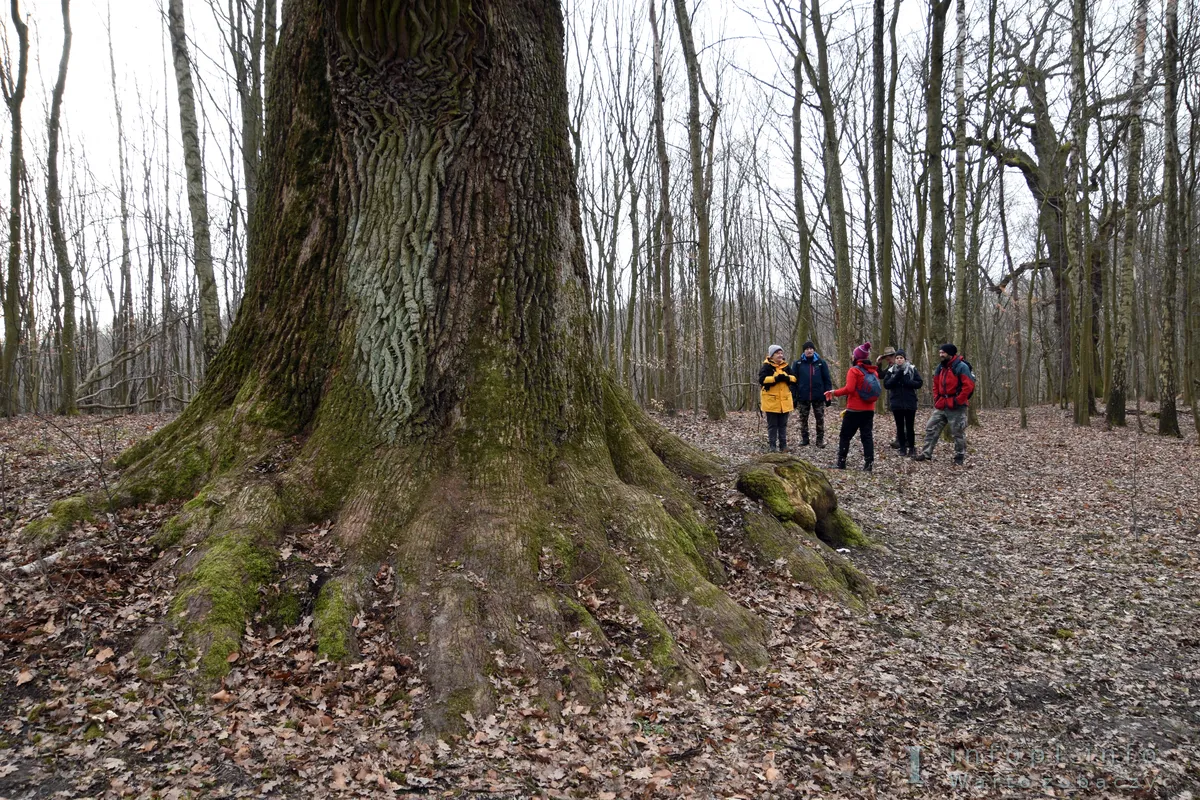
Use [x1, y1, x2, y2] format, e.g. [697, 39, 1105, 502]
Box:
[825, 399, 832, 407]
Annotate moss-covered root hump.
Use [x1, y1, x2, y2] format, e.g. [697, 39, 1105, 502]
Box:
[736, 455, 875, 605]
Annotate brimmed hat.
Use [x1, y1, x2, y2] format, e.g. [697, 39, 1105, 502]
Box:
[878, 346, 898, 360]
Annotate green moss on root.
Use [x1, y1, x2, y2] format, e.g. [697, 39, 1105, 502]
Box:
[21, 495, 95, 544]
[314, 578, 353, 661]
[818, 507, 872, 549]
[121, 441, 211, 506]
[736, 467, 797, 521]
[170, 532, 276, 679]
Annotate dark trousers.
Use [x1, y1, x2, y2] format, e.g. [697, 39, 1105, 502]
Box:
[838, 410, 875, 464]
[892, 408, 916, 449]
[766, 412, 789, 449]
[795, 399, 825, 442]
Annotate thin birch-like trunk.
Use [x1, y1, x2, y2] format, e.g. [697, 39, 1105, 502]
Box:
[1159, 0, 1181, 435]
[2, 0, 29, 416]
[672, 0, 724, 420]
[1107, 0, 1148, 427]
[651, 0, 679, 415]
[47, 0, 75, 414]
[168, 0, 222, 366]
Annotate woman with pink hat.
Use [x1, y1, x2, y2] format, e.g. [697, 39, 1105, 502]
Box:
[824, 342, 882, 471]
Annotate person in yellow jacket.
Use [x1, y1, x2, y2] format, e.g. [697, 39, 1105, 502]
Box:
[759, 344, 795, 452]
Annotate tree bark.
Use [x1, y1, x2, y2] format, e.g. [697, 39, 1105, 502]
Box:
[671, 0, 724, 420]
[952, 0, 967, 351]
[651, 0, 679, 415]
[48, 0, 75, 415]
[926, 0, 951, 348]
[1159, 0, 1181, 436]
[1068, 0, 1091, 426]
[168, 0, 222, 366]
[792, 53, 817, 352]
[1107, 0, 1148, 427]
[62, 0, 875, 733]
[2, 0, 29, 416]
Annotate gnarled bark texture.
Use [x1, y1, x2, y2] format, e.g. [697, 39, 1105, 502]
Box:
[46, 0, 871, 731]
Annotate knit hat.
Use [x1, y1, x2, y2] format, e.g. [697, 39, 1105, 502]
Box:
[895, 348, 907, 358]
[767, 344, 784, 358]
[939, 343, 958, 357]
[802, 340, 816, 351]
[852, 341, 871, 362]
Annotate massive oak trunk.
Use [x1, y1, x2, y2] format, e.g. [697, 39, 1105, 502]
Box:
[58, 0, 871, 731]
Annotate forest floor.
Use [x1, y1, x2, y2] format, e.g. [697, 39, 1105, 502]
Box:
[0, 405, 1197, 799]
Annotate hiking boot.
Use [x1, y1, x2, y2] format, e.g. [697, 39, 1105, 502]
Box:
[768, 444, 778, 453]
[863, 461, 873, 472]
[779, 446, 789, 454]
[913, 452, 930, 462]
[815, 438, 826, 449]
[889, 440, 901, 450]
[953, 453, 965, 466]
[799, 439, 810, 447]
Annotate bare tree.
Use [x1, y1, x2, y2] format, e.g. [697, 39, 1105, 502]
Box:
[47, 0, 75, 414]
[672, 0, 724, 420]
[168, 0, 222, 366]
[1107, 0, 1148, 427]
[1, 0, 29, 415]
[1160, 0, 1182, 435]
[652, 0, 680, 414]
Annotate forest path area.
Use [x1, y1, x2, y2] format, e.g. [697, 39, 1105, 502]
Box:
[659, 405, 1200, 796]
[0, 407, 1196, 798]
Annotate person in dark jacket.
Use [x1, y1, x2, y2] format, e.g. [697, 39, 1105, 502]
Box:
[914, 343, 975, 465]
[881, 348, 923, 456]
[824, 341, 881, 471]
[788, 341, 832, 448]
[759, 344, 795, 452]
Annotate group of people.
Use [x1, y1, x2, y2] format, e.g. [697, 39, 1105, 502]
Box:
[759, 340, 976, 470]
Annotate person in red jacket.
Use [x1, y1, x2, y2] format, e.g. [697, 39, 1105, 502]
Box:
[914, 343, 975, 465]
[824, 341, 882, 471]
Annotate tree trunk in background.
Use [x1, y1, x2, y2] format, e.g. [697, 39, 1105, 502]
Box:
[999, 177, 1027, 427]
[2, 0, 29, 416]
[803, 0, 855, 375]
[952, 0, 967, 352]
[48, 0, 75, 414]
[168, 0, 222, 366]
[792, 53, 817, 352]
[651, 0, 679, 415]
[879, 0, 899, 349]
[1108, 0, 1147, 427]
[226, 0, 267, 274]
[672, 0, 724, 420]
[926, 0, 951, 348]
[1159, 0, 1181, 436]
[1068, 0, 1091, 426]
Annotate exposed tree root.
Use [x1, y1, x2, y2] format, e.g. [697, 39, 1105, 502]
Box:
[37, 383, 873, 733]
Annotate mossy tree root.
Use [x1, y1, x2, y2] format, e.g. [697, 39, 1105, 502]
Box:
[102, 382, 870, 732]
[736, 455, 876, 606]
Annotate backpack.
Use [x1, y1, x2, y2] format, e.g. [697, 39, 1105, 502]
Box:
[855, 366, 883, 403]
